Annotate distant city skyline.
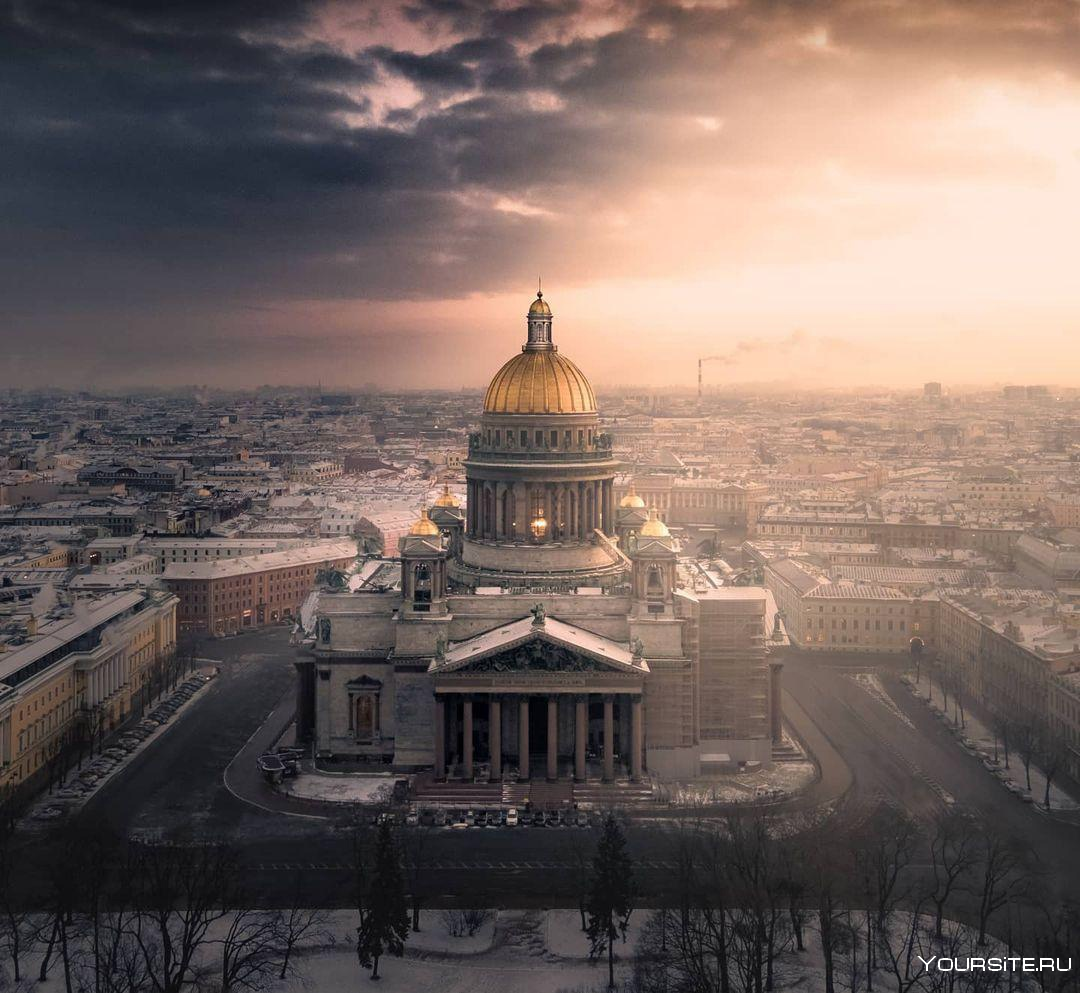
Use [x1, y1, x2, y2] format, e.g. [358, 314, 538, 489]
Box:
[4, 0, 1080, 389]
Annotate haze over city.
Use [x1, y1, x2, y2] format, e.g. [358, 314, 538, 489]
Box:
[5, 0, 1080, 390]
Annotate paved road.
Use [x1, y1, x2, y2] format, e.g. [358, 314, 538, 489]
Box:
[783, 651, 1080, 906]
[20, 632, 1079, 909]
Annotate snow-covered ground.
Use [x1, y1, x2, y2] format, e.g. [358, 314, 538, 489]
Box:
[281, 770, 403, 804]
[658, 756, 816, 807]
[16, 909, 1046, 993]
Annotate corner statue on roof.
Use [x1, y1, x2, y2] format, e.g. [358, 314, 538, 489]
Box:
[295, 289, 782, 785]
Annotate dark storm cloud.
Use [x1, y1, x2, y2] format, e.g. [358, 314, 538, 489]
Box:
[3, 0, 1080, 385]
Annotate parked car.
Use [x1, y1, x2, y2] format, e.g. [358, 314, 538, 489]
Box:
[506, 808, 519, 827]
[575, 810, 590, 828]
[474, 811, 487, 828]
[433, 810, 449, 827]
[532, 810, 546, 827]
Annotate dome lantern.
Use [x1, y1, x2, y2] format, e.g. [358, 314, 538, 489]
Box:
[482, 287, 597, 415]
[525, 285, 554, 350]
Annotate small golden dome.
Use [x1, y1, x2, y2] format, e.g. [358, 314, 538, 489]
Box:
[408, 508, 440, 536]
[434, 484, 459, 507]
[640, 508, 670, 537]
[484, 348, 596, 415]
[619, 483, 645, 509]
[528, 290, 551, 316]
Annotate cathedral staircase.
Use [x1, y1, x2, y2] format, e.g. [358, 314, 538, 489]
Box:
[410, 771, 654, 808]
[771, 729, 806, 763]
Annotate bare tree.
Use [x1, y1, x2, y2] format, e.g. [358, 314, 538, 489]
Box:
[37, 817, 84, 993]
[561, 819, 597, 933]
[398, 818, 433, 932]
[725, 811, 789, 993]
[217, 909, 283, 993]
[974, 825, 1028, 947]
[0, 785, 33, 983]
[853, 803, 918, 989]
[989, 711, 1011, 768]
[926, 810, 978, 939]
[276, 873, 332, 982]
[1013, 719, 1037, 793]
[1036, 728, 1068, 811]
[805, 826, 852, 993]
[127, 839, 235, 993]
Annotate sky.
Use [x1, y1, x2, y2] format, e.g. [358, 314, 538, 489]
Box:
[3, 0, 1080, 392]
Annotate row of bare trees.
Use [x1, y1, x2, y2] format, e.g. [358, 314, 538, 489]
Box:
[0, 816, 329, 993]
[987, 707, 1070, 810]
[924, 654, 1071, 812]
[631, 805, 1077, 993]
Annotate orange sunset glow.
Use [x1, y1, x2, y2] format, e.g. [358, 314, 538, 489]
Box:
[4, 0, 1080, 389]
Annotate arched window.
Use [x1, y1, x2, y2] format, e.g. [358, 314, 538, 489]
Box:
[414, 563, 432, 609]
[646, 565, 664, 598]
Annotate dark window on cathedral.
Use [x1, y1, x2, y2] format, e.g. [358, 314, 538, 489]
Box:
[578, 430, 584, 445]
[521, 430, 527, 446]
[535, 430, 543, 446]
[550, 430, 557, 447]
[413, 563, 431, 609]
[564, 430, 571, 447]
[494, 430, 501, 445]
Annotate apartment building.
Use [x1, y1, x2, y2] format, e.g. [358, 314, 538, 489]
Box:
[164, 540, 355, 634]
[0, 588, 178, 793]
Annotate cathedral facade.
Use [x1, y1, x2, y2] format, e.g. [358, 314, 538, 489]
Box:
[295, 292, 779, 782]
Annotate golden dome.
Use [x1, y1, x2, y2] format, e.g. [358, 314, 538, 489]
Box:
[484, 348, 596, 415]
[528, 290, 552, 316]
[408, 508, 440, 536]
[640, 508, 670, 537]
[619, 483, 645, 509]
[433, 484, 459, 508]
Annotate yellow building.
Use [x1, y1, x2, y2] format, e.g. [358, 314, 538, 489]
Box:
[765, 557, 934, 653]
[0, 588, 177, 794]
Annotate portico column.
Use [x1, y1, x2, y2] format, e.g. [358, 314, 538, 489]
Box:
[547, 696, 558, 781]
[434, 696, 446, 781]
[575, 695, 587, 782]
[489, 697, 502, 780]
[631, 695, 644, 781]
[463, 697, 474, 780]
[518, 696, 530, 781]
[578, 482, 586, 537]
[603, 695, 615, 782]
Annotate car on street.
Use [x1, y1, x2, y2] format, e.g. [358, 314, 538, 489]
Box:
[506, 807, 519, 827]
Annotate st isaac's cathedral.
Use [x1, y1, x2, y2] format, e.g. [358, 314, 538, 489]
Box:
[296, 291, 781, 782]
